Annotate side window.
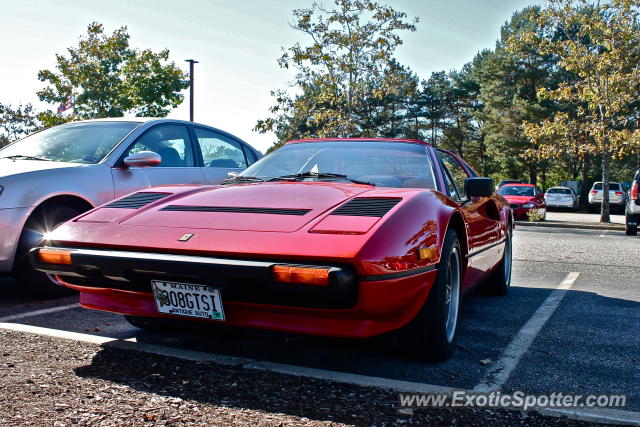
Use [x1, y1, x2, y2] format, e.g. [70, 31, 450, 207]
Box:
[125, 125, 194, 167]
[194, 128, 247, 168]
[442, 167, 461, 200]
[437, 150, 470, 199]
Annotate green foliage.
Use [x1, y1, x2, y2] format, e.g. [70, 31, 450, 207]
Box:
[514, 0, 640, 221]
[37, 22, 189, 126]
[0, 103, 39, 147]
[255, 0, 418, 147]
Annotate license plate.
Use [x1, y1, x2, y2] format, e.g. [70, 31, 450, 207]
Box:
[151, 280, 225, 321]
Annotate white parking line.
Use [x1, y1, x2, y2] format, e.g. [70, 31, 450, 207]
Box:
[0, 303, 79, 322]
[0, 320, 639, 426]
[474, 272, 580, 392]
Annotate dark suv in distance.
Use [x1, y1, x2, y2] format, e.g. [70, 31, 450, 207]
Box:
[626, 169, 640, 235]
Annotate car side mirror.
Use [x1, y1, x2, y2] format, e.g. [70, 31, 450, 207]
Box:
[465, 177, 494, 198]
[123, 151, 161, 168]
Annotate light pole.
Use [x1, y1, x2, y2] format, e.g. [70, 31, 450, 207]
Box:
[185, 59, 199, 121]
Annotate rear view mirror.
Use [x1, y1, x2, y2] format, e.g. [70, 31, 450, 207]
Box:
[465, 177, 494, 198]
[123, 151, 161, 168]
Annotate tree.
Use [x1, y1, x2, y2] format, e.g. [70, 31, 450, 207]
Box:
[255, 0, 418, 146]
[37, 22, 189, 126]
[517, 0, 640, 222]
[0, 103, 39, 147]
[476, 7, 560, 185]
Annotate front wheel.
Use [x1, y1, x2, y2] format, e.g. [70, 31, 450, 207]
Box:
[626, 213, 638, 236]
[13, 205, 83, 298]
[396, 229, 462, 362]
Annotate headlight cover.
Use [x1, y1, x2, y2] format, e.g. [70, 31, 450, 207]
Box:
[522, 202, 536, 208]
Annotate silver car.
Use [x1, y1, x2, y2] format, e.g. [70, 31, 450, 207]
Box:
[0, 118, 261, 296]
[588, 181, 626, 213]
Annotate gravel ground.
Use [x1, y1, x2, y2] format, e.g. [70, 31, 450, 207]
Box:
[0, 330, 610, 426]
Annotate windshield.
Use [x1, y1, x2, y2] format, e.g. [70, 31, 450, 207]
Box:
[239, 141, 436, 189]
[0, 121, 140, 164]
[547, 188, 572, 194]
[498, 185, 534, 197]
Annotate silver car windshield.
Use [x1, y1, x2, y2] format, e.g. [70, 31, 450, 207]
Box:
[0, 121, 139, 164]
[239, 140, 436, 189]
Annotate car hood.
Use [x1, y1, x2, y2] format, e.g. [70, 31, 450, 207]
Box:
[501, 195, 535, 204]
[0, 158, 84, 179]
[117, 182, 376, 232]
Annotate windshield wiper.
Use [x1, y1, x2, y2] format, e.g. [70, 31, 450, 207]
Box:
[269, 171, 374, 186]
[1, 154, 52, 161]
[220, 175, 265, 185]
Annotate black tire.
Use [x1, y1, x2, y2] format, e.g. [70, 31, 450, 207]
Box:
[13, 205, 82, 298]
[481, 227, 512, 296]
[625, 213, 638, 236]
[396, 229, 462, 362]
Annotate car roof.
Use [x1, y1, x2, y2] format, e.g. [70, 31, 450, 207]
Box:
[285, 138, 432, 146]
[547, 186, 571, 189]
[502, 183, 535, 187]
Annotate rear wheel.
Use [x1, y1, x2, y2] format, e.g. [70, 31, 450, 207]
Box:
[626, 213, 638, 236]
[13, 205, 82, 298]
[396, 229, 461, 362]
[481, 227, 512, 296]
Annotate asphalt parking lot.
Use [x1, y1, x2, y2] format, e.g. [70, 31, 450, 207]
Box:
[0, 225, 638, 416]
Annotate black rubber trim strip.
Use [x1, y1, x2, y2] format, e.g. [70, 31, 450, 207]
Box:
[359, 265, 437, 282]
[160, 205, 311, 216]
[466, 238, 506, 259]
[105, 192, 171, 209]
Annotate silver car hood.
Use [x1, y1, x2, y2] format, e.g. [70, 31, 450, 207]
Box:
[0, 158, 84, 179]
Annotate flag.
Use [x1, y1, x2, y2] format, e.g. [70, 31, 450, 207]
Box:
[57, 95, 73, 114]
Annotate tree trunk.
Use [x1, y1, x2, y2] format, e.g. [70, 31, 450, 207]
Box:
[528, 163, 537, 186]
[600, 149, 611, 223]
[580, 155, 590, 210]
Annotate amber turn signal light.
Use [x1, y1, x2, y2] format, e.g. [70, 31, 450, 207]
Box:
[37, 248, 72, 265]
[272, 265, 330, 286]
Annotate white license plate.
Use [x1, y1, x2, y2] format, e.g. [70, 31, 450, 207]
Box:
[151, 280, 225, 321]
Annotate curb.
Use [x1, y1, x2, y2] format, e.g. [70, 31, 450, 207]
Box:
[515, 221, 625, 231]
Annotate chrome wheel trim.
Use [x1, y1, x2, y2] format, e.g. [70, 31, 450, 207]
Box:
[504, 232, 512, 286]
[444, 247, 461, 343]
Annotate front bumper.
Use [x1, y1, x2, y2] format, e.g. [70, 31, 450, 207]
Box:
[31, 247, 437, 338]
[0, 207, 32, 272]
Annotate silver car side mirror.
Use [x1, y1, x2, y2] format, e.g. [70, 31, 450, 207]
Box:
[123, 151, 161, 168]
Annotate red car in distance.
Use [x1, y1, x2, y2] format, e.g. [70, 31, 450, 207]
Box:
[498, 183, 547, 220]
[31, 139, 513, 362]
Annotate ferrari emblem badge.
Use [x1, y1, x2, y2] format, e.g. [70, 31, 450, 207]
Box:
[178, 233, 195, 242]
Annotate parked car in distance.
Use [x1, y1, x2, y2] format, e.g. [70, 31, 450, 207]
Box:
[31, 139, 513, 362]
[0, 118, 261, 297]
[588, 182, 626, 213]
[544, 186, 578, 211]
[496, 179, 528, 191]
[498, 183, 546, 220]
[625, 169, 640, 236]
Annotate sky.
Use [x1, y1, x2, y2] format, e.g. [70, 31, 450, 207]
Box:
[0, 0, 539, 153]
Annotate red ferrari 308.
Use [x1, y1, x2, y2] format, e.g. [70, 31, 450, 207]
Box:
[32, 139, 513, 361]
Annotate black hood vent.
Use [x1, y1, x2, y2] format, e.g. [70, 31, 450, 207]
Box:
[160, 205, 311, 216]
[105, 192, 171, 209]
[331, 197, 401, 217]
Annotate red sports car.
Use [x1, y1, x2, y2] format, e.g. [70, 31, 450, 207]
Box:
[497, 183, 547, 220]
[31, 139, 513, 361]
